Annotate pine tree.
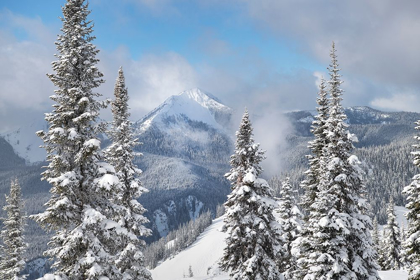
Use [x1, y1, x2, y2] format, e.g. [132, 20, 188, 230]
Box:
[400, 225, 409, 269]
[371, 216, 386, 269]
[382, 198, 402, 270]
[403, 118, 420, 279]
[300, 42, 380, 279]
[32, 1, 123, 278]
[104, 67, 152, 280]
[0, 179, 27, 280]
[220, 109, 284, 280]
[295, 76, 329, 280]
[277, 177, 301, 279]
[372, 216, 380, 254]
[301, 77, 329, 214]
[377, 228, 387, 270]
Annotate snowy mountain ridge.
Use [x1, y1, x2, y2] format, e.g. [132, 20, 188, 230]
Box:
[292, 106, 420, 126]
[136, 88, 232, 133]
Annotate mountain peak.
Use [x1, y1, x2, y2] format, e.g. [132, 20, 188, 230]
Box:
[136, 89, 232, 132]
[178, 88, 223, 106]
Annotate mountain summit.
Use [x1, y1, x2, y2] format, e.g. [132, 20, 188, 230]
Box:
[136, 88, 232, 133]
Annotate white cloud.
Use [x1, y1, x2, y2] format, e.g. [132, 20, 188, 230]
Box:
[98, 49, 198, 122]
[313, 71, 327, 87]
[249, 0, 420, 84]
[241, 0, 420, 111]
[0, 10, 198, 131]
[371, 93, 420, 112]
[253, 108, 293, 178]
[0, 10, 55, 132]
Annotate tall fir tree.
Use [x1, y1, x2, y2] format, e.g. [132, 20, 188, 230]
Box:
[382, 198, 402, 270]
[294, 77, 329, 279]
[300, 77, 329, 214]
[277, 177, 301, 279]
[0, 179, 27, 280]
[33, 1, 124, 278]
[220, 109, 284, 280]
[403, 118, 420, 280]
[104, 67, 152, 280]
[299, 42, 379, 280]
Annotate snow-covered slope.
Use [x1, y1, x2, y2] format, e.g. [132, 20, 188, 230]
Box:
[395, 206, 409, 228]
[1, 119, 47, 163]
[151, 216, 228, 280]
[151, 208, 410, 280]
[379, 270, 408, 280]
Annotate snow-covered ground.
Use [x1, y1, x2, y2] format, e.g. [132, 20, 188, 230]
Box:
[152, 208, 410, 280]
[378, 270, 408, 280]
[151, 216, 228, 280]
[395, 206, 409, 228]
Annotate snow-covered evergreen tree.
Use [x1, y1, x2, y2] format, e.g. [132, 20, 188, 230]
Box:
[401, 224, 407, 244]
[371, 215, 386, 269]
[299, 42, 380, 280]
[32, 1, 124, 278]
[0, 179, 27, 280]
[382, 198, 402, 270]
[220, 109, 284, 280]
[294, 76, 329, 280]
[372, 216, 380, 253]
[104, 67, 152, 280]
[403, 118, 420, 280]
[277, 177, 301, 279]
[377, 228, 387, 270]
[400, 225, 409, 269]
[300, 77, 329, 213]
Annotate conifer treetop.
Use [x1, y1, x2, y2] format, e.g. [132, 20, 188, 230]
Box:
[227, 108, 265, 186]
[104, 67, 152, 280]
[221, 109, 283, 279]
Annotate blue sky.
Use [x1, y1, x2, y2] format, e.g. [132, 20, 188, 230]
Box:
[1, 0, 420, 131]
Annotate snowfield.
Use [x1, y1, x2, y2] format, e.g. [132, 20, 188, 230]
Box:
[378, 270, 408, 280]
[151, 209, 410, 280]
[151, 216, 228, 280]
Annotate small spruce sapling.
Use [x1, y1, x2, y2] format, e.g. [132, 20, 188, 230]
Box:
[0, 179, 27, 280]
[382, 198, 402, 270]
